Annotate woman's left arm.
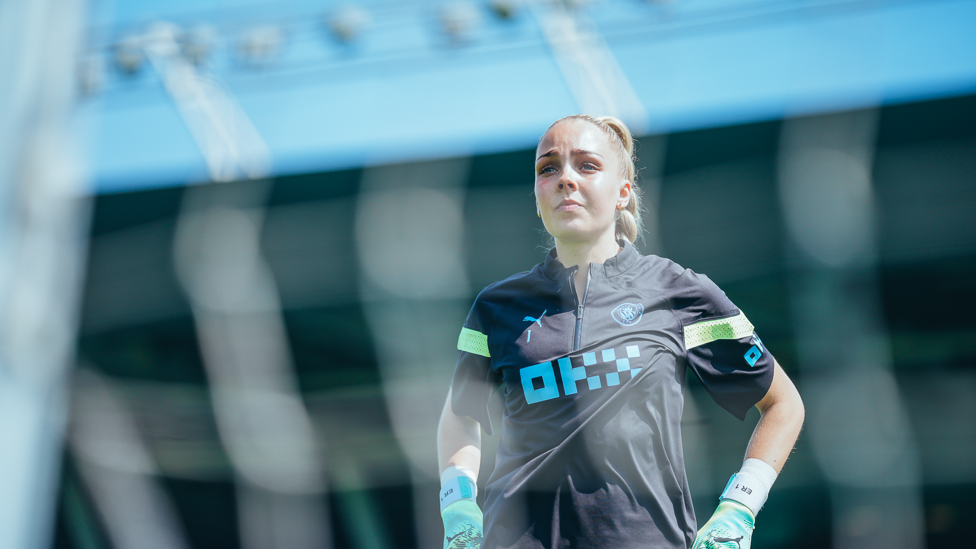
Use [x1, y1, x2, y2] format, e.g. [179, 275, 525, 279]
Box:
[691, 361, 803, 549]
[746, 360, 805, 473]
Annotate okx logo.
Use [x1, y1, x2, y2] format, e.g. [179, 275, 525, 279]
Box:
[520, 346, 642, 404]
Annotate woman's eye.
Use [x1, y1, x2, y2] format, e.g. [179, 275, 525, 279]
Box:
[538, 165, 556, 175]
[580, 162, 598, 171]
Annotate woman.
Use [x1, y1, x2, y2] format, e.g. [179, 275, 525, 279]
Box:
[437, 115, 804, 549]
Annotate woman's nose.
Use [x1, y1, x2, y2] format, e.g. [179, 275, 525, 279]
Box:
[557, 175, 577, 191]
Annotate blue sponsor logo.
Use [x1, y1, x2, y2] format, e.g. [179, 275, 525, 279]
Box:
[743, 334, 764, 367]
[521, 363, 559, 404]
[519, 345, 642, 404]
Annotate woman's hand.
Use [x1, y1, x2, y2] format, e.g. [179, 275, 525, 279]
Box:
[442, 499, 483, 549]
[691, 500, 755, 549]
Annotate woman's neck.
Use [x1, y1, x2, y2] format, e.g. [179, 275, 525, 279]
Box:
[554, 232, 621, 277]
[555, 234, 620, 297]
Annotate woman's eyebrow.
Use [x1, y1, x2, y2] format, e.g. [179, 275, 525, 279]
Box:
[536, 149, 603, 161]
[536, 150, 557, 161]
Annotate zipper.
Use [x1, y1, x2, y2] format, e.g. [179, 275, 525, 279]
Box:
[568, 266, 591, 351]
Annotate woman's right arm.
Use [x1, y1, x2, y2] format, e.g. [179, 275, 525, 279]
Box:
[437, 388, 482, 476]
[438, 389, 485, 548]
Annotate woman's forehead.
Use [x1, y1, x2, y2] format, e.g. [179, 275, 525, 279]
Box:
[537, 119, 610, 154]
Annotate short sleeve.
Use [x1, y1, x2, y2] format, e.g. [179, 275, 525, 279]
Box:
[451, 293, 497, 435]
[670, 269, 775, 420]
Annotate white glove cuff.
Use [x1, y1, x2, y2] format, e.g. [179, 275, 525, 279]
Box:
[720, 458, 778, 515]
[440, 466, 478, 512]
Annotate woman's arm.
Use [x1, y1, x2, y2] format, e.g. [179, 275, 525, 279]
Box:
[437, 388, 482, 476]
[437, 389, 485, 545]
[692, 360, 803, 548]
[747, 360, 805, 473]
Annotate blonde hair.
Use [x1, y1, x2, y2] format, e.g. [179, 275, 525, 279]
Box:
[541, 114, 643, 243]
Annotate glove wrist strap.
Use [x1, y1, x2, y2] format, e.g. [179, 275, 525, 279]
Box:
[720, 458, 777, 515]
[440, 466, 478, 513]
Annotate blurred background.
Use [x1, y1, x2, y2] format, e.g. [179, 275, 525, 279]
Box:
[1, 0, 974, 547]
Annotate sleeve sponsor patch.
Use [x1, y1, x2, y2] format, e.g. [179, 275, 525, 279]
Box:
[683, 311, 755, 350]
[457, 327, 490, 357]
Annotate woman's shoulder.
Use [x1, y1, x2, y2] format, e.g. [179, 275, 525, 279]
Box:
[625, 251, 686, 285]
[474, 264, 547, 303]
[628, 253, 729, 303]
[640, 258, 737, 318]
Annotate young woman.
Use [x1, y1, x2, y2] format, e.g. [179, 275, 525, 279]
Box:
[437, 115, 804, 549]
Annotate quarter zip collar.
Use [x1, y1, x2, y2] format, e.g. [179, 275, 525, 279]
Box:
[542, 247, 572, 281]
[541, 239, 640, 281]
[602, 239, 639, 278]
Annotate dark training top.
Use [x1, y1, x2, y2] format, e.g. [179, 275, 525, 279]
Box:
[451, 241, 775, 549]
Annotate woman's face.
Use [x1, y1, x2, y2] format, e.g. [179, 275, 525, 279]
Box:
[535, 120, 630, 245]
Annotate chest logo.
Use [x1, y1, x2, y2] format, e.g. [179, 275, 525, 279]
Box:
[520, 345, 643, 404]
[523, 310, 546, 327]
[611, 303, 643, 326]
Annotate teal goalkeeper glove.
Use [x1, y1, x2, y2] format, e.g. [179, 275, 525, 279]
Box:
[442, 499, 484, 549]
[691, 500, 755, 549]
[440, 466, 483, 549]
[694, 458, 778, 548]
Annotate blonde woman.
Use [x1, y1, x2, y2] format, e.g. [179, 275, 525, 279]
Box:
[438, 115, 804, 549]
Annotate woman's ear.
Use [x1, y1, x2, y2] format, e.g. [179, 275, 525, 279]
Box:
[618, 180, 632, 207]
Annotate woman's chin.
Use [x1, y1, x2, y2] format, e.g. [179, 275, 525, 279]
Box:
[549, 225, 609, 244]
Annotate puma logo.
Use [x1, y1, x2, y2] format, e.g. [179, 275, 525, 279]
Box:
[523, 310, 546, 327]
[714, 535, 743, 549]
[446, 526, 483, 548]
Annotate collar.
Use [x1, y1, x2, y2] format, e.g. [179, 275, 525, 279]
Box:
[604, 239, 640, 277]
[542, 239, 640, 280]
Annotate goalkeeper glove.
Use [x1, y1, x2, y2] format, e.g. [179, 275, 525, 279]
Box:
[692, 458, 778, 549]
[440, 466, 483, 549]
[692, 500, 755, 549]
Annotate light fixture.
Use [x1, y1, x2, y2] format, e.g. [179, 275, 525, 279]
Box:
[181, 24, 218, 66]
[328, 5, 371, 43]
[560, 0, 591, 10]
[488, 0, 520, 20]
[440, 1, 481, 41]
[113, 34, 144, 75]
[238, 24, 283, 66]
[78, 54, 105, 95]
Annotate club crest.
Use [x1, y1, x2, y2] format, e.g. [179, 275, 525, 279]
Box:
[611, 303, 643, 326]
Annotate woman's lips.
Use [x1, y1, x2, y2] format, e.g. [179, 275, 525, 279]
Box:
[557, 199, 582, 211]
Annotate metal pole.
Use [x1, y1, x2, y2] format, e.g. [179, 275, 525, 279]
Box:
[0, 0, 90, 547]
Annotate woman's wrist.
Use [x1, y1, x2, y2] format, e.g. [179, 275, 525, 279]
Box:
[440, 465, 478, 512]
[719, 458, 778, 515]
